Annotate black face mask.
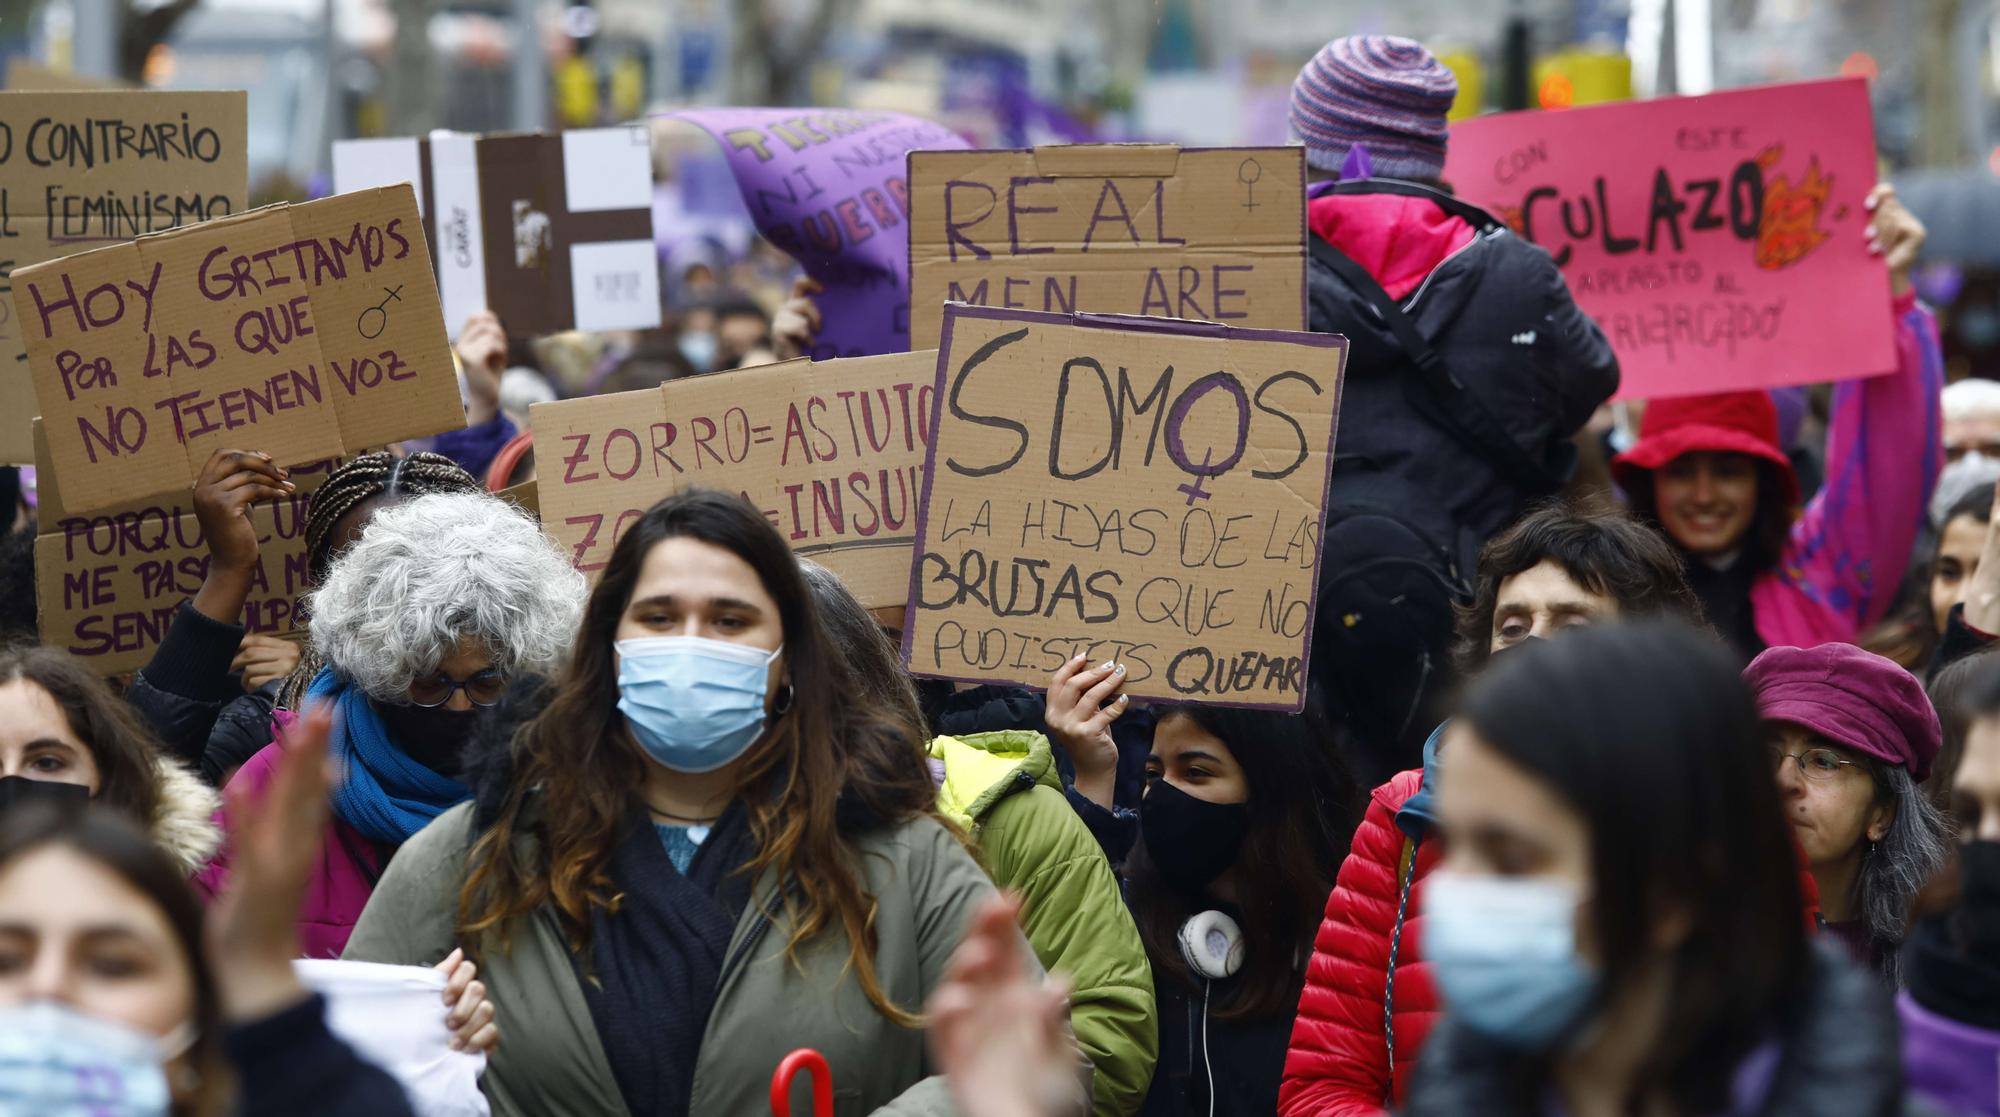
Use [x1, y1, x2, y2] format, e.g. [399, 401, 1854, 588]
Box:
[1959, 840, 2000, 953]
[1139, 778, 1250, 897]
[371, 700, 480, 780]
[0, 775, 92, 813]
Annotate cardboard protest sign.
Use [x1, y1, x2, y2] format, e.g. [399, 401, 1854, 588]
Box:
[1442, 77, 1894, 400]
[31, 419, 350, 677]
[902, 306, 1346, 711]
[4, 61, 135, 91]
[331, 127, 660, 338]
[0, 90, 248, 463]
[11, 183, 464, 515]
[667, 108, 969, 359]
[531, 350, 933, 605]
[497, 479, 539, 520]
[906, 144, 1308, 352]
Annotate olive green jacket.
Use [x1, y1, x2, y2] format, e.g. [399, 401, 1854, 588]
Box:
[344, 802, 1014, 1117]
[930, 731, 1157, 1117]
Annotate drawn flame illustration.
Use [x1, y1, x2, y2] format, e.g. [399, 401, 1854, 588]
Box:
[1755, 144, 1833, 271]
[1495, 204, 1527, 238]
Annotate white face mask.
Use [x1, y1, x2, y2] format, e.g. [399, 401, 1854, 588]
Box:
[0, 1000, 182, 1117]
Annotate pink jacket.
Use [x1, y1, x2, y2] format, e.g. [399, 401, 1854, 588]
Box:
[191, 718, 387, 960]
[1752, 293, 1944, 648]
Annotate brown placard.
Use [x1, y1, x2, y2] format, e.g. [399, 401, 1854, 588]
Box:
[30, 418, 351, 677]
[4, 61, 136, 91]
[531, 350, 933, 606]
[906, 144, 1307, 352]
[901, 305, 1347, 711]
[12, 184, 463, 515]
[0, 90, 247, 464]
[497, 479, 539, 520]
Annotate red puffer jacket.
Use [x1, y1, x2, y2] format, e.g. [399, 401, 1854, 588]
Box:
[1280, 768, 1439, 1117]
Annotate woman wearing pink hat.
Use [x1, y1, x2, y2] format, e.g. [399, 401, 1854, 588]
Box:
[1745, 642, 1952, 983]
[1612, 186, 1943, 660]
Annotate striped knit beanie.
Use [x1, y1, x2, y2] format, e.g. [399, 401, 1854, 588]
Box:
[1289, 35, 1456, 181]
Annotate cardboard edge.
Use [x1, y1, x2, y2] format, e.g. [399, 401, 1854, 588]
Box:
[1292, 145, 1309, 334]
[1284, 331, 1350, 719]
[896, 306, 961, 671]
[944, 303, 1347, 348]
[904, 147, 922, 353]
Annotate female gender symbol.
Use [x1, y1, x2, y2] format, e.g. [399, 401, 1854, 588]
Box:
[357, 284, 403, 340]
[1238, 158, 1263, 212]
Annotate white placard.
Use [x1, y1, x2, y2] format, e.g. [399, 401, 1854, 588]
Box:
[331, 138, 426, 216]
[428, 132, 487, 341]
[562, 126, 654, 213]
[570, 240, 661, 331]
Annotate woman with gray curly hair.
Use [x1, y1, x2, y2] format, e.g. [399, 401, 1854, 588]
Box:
[1745, 642, 1953, 984]
[195, 491, 583, 958]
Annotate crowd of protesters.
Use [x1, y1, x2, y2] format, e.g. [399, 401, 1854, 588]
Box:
[0, 30, 1997, 1117]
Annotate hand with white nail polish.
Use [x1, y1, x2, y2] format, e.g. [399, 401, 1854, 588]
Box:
[1044, 653, 1129, 810]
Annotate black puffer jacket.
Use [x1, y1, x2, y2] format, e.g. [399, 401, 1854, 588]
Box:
[124, 602, 281, 785]
[1305, 182, 1618, 773]
[1404, 941, 1936, 1117]
[1307, 181, 1619, 547]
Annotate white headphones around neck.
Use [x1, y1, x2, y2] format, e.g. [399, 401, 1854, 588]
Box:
[1176, 910, 1245, 982]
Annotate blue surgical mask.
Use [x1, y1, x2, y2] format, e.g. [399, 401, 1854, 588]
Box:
[1422, 871, 1598, 1049]
[0, 1000, 180, 1116]
[616, 636, 783, 773]
[678, 331, 718, 373]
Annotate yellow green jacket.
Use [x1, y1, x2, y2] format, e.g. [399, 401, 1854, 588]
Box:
[929, 730, 1157, 1117]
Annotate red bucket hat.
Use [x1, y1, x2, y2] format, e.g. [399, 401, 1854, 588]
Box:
[1610, 391, 1800, 507]
[1744, 643, 1941, 783]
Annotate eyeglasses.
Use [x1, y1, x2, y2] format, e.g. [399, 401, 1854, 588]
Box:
[406, 671, 507, 708]
[1770, 745, 1862, 783]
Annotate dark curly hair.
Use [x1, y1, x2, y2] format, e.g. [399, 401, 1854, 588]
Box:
[1456, 501, 1705, 674]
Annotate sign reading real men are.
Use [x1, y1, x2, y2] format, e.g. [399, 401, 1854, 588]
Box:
[12, 184, 465, 515]
[0, 90, 248, 463]
[906, 144, 1307, 352]
[1443, 77, 1893, 400]
[902, 306, 1346, 712]
[331, 127, 660, 338]
[531, 349, 933, 607]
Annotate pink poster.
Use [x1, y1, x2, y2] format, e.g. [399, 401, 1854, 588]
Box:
[1443, 77, 1895, 401]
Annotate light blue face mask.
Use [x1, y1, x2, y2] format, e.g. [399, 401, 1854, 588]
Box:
[0, 1000, 180, 1116]
[616, 636, 784, 773]
[678, 331, 719, 374]
[1422, 871, 1598, 1050]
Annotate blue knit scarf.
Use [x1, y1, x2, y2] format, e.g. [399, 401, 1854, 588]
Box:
[310, 669, 470, 844]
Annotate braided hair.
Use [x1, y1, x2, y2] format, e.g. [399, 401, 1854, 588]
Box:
[277, 451, 482, 709]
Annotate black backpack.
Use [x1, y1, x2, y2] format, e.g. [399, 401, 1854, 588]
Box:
[1306, 187, 1580, 778]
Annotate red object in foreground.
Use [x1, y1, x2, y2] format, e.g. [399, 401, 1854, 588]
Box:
[770, 1048, 834, 1117]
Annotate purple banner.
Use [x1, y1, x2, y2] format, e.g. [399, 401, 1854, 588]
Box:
[667, 108, 968, 358]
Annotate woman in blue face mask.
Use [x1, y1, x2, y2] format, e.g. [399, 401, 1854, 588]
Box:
[1409, 620, 1920, 1117]
[343, 487, 1078, 1117]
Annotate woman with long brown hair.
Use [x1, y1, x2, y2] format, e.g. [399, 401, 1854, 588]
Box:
[343, 488, 1067, 1117]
